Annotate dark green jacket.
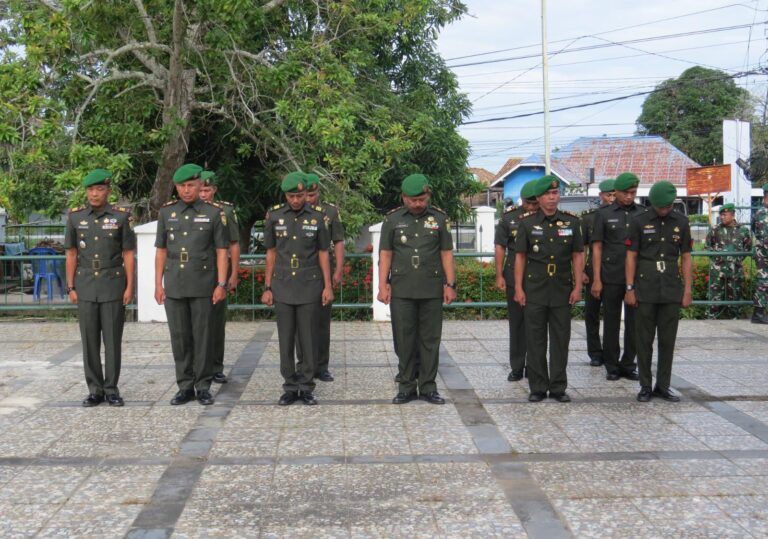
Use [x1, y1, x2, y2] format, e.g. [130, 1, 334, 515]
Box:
[592, 201, 646, 284]
[380, 206, 453, 299]
[494, 205, 525, 284]
[219, 201, 240, 243]
[264, 202, 330, 305]
[64, 203, 136, 302]
[628, 208, 692, 304]
[515, 209, 584, 306]
[155, 199, 228, 298]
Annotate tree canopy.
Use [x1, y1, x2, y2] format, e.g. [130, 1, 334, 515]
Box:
[636, 66, 753, 166]
[0, 0, 476, 237]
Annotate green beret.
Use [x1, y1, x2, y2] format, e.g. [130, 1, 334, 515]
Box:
[648, 181, 677, 208]
[614, 172, 639, 191]
[281, 171, 307, 193]
[401, 174, 429, 197]
[520, 180, 538, 201]
[82, 169, 112, 188]
[172, 163, 203, 184]
[305, 173, 320, 191]
[719, 203, 735, 213]
[599, 179, 615, 193]
[532, 175, 560, 197]
[200, 171, 216, 185]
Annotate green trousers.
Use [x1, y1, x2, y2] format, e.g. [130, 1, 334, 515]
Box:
[78, 299, 124, 396]
[391, 296, 442, 395]
[164, 296, 214, 391]
[524, 303, 570, 395]
[211, 296, 227, 374]
[635, 302, 680, 390]
[295, 300, 332, 375]
[505, 284, 526, 374]
[584, 285, 603, 361]
[602, 283, 637, 375]
[275, 301, 318, 393]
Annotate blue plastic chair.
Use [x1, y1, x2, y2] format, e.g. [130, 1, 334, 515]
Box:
[28, 247, 65, 301]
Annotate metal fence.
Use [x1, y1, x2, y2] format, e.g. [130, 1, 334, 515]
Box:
[4, 223, 66, 250]
[0, 249, 760, 316]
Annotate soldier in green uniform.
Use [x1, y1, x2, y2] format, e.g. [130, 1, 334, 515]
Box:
[378, 174, 456, 405]
[261, 172, 333, 406]
[154, 164, 229, 406]
[199, 171, 241, 383]
[514, 175, 584, 402]
[581, 179, 615, 367]
[751, 184, 768, 324]
[590, 172, 645, 381]
[65, 169, 136, 407]
[294, 172, 345, 382]
[625, 181, 692, 402]
[495, 180, 539, 382]
[706, 203, 751, 319]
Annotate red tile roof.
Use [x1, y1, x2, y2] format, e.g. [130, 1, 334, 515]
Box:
[492, 158, 524, 183]
[553, 136, 700, 187]
[468, 167, 495, 186]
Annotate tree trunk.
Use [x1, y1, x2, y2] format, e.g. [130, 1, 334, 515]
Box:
[148, 0, 195, 217]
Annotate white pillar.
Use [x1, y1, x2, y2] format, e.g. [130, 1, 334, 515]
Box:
[134, 220, 167, 322]
[369, 221, 390, 322]
[723, 119, 751, 224]
[474, 205, 496, 261]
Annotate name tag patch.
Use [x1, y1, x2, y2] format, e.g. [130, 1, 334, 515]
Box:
[557, 228, 573, 237]
[194, 217, 211, 223]
[302, 225, 318, 231]
[607, 218, 619, 223]
[102, 224, 119, 230]
[532, 230, 544, 236]
[643, 228, 657, 234]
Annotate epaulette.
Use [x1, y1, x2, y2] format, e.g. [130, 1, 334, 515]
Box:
[313, 205, 324, 212]
[162, 200, 176, 207]
[206, 200, 223, 209]
[520, 211, 537, 219]
[561, 210, 579, 218]
[504, 205, 518, 213]
[580, 208, 595, 216]
[113, 205, 131, 213]
[69, 206, 84, 213]
[272, 203, 283, 210]
[218, 200, 234, 207]
[323, 201, 337, 208]
[430, 206, 447, 215]
[387, 206, 403, 215]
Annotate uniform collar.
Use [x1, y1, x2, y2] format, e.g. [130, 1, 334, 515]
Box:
[611, 201, 637, 211]
[536, 209, 561, 223]
[87, 203, 112, 217]
[180, 199, 204, 212]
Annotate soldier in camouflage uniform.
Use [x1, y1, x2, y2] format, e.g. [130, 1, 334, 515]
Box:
[752, 184, 768, 324]
[706, 203, 751, 319]
[495, 180, 539, 382]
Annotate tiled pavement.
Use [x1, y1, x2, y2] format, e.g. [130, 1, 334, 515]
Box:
[0, 319, 767, 538]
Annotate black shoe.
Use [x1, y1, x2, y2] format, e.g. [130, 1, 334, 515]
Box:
[106, 394, 124, 407]
[507, 370, 523, 382]
[637, 386, 652, 402]
[589, 357, 604, 367]
[82, 394, 104, 407]
[300, 392, 318, 405]
[528, 392, 546, 402]
[422, 391, 445, 405]
[752, 308, 768, 324]
[653, 386, 680, 402]
[278, 391, 298, 406]
[394, 373, 401, 383]
[606, 373, 621, 381]
[316, 370, 334, 382]
[392, 392, 417, 404]
[550, 392, 571, 403]
[196, 390, 214, 405]
[212, 372, 228, 384]
[621, 370, 640, 381]
[170, 390, 195, 406]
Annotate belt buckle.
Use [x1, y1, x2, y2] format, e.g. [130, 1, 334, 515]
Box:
[656, 261, 666, 272]
[180, 252, 189, 263]
[546, 263, 556, 276]
[290, 258, 299, 269]
[411, 255, 420, 269]
[91, 259, 101, 270]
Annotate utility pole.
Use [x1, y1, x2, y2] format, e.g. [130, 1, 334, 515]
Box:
[541, 0, 551, 174]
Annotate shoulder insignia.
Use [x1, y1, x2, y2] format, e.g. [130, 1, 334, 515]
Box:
[504, 205, 518, 213]
[219, 200, 234, 207]
[113, 205, 131, 213]
[386, 206, 403, 215]
[324, 201, 337, 208]
[314, 205, 325, 212]
[520, 211, 537, 219]
[69, 206, 84, 213]
[430, 206, 447, 215]
[561, 210, 579, 218]
[272, 203, 283, 210]
[162, 200, 176, 207]
[206, 200, 223, 209]
[580, 209, 595, 216]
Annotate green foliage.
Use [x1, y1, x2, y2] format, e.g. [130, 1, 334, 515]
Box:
[637, 67, 753, 165]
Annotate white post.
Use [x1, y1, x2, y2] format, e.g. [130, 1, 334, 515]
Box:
[369, 221, 390, 322]
[723, 119, 751, 224]
[474, 206, 496, 261]
[541, 0, 551, 175]
[134, 220, 167, 322]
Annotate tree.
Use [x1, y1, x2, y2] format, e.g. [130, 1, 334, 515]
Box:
[0, 0, 475, 236]
[636, 66, 753, 166]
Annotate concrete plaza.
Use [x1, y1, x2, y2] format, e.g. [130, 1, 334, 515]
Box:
[0, 319, 767, 538]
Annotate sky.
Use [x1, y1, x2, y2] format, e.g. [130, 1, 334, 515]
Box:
[436, 0, 768, 174]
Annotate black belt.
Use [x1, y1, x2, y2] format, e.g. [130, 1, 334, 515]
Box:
[77, 258, 123, 270]
[168, 252, 210, 262]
